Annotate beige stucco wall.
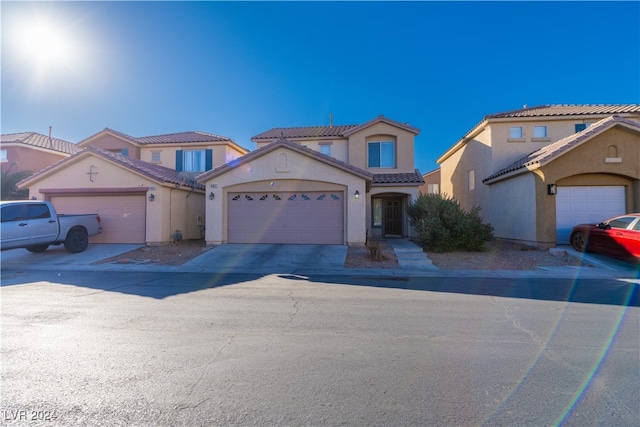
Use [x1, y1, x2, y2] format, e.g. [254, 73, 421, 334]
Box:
[418, 169, 441, 194]
[80, 134, 141, 159]
[439, 128, 493, 220]
[23, 155, 204, 244]
[139, 144, 240, 170]
[201, 147, 368, 245]
[2, 145, 68, 175]
[485, 173, 537, 243]
[533, 126, 640, 245]
[256, 138, 350, 163]
[347, 122, 416, 173]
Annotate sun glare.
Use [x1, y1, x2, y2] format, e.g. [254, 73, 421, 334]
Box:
[19, 19, 74, 68]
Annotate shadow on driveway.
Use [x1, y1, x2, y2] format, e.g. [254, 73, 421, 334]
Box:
[1, 269, 638, 308]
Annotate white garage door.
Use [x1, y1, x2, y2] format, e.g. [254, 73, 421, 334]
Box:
[51, 194, 146, 244]
[556, 186, 625, 244]
[228, 191, 344, 244]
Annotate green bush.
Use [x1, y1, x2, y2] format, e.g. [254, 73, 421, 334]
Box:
[407, 193, 493, 252]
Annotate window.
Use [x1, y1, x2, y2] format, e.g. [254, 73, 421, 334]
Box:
[509, 127, 523, 139]
[1, 149, 7, 162]
[368, 141, 395, 168]
[427, 183, 440, 194]
[183, 150, 205, 171]
[151, 151, 161, 163]
[27, 204, 51, 220]
[176, 149, 212, 172]
[533, 126, 547, 138]
[575, 123, 589, 133]
[320, 145, 331, 156]
[372, 199, 382, 227]
[608, 216, 636, 229]
[633, 220, 640, 231]
[1, 205, 24, 222]
[468, 170, 475, 191]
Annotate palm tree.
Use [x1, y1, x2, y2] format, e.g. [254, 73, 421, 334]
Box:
[1, 162, 33, 200]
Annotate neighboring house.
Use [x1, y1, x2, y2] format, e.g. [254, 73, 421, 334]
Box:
[19, 130, 248, 244]
[437, 105, 640, 247]
[418, 168, 440, 195]
[197, 115, 423, 245]
[1, 131, 78, 174]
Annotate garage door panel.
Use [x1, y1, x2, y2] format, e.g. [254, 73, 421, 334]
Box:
[51, 195, 146, 244]
[556, 186, 625, 244]
[228, 191, 343, 244]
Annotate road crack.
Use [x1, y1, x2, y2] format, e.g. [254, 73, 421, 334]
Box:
[174, 335, 235, 413]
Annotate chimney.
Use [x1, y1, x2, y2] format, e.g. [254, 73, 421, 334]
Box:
[48, 126, 53, 148]
[329, 113, 333, 128]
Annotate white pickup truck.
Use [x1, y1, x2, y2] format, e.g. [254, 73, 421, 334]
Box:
[1, 200, 102, 253]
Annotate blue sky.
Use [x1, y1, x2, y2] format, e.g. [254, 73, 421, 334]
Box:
[2, 1, 639, 172]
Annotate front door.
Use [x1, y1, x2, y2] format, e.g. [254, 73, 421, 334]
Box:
[384, 199, 402, 236]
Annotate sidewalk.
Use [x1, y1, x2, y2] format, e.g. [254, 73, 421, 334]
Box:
[1, 240, 638, 279]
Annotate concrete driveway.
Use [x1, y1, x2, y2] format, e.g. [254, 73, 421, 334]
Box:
[0, 244, 351, 275]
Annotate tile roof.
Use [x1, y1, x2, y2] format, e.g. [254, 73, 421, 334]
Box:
[373, 170, 424, 185]
[483, 115, 640, 184]
[136, 131, 232, 144]
[1, 132, 78, 155]
[78, 128, 233, 146]
[198, 137, 374, 183]
[19, 147, 205, 190]
[252, 115, 420, 140]
[486, 104, 640, 119]
[437, 104, 640, 164]
[252, 125, 359, 140]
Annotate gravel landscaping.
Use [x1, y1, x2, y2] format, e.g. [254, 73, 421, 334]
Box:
[96, 238, 592, 270]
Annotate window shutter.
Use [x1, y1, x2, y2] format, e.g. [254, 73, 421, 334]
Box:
[121, 148, 129, 156]
[176, 150, 183, 172]
[205, 149, 213, 170]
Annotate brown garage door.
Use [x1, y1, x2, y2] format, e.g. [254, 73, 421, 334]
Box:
[228, 191, 343, 244]
[51, 194, 146, 244]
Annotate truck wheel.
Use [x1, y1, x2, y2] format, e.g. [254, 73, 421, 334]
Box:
[26, 245, 49, 253]
[64, 229, 89, 253]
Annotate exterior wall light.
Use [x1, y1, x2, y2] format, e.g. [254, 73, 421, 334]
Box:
[209, 192, 215, 200]
[148, 193, 155, 201]
[355, 190, 360, 199]
[547, 184, 557, 195]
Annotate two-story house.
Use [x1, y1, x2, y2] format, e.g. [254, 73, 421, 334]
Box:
[437, 105, 640, 248]
[197, 115, 423, 245]
[1, 131, 79, 195]
[19, 129, 247, 244]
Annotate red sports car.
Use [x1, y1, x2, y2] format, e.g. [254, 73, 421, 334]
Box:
[570, 213, 640, 262]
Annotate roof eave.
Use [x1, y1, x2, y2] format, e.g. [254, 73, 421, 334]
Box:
[483, 163, 539, 185]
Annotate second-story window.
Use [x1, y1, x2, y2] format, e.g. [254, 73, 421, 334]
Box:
[509, 127, 523, 139]
[533, 126, 548, 138]
[320, 145, 331, 156]
[183, 150, 205, 172]
[176, 149, 212, 172]
[1, 149, 7, 162]
[368, 141, 395, 168]
[151, 151, 161, 163]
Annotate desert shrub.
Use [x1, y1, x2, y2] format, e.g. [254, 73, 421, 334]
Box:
[407, 193, 493, 252]
[366, 240, 385, 262]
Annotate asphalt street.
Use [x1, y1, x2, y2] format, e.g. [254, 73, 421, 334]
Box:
[1, 269, 638, 426]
